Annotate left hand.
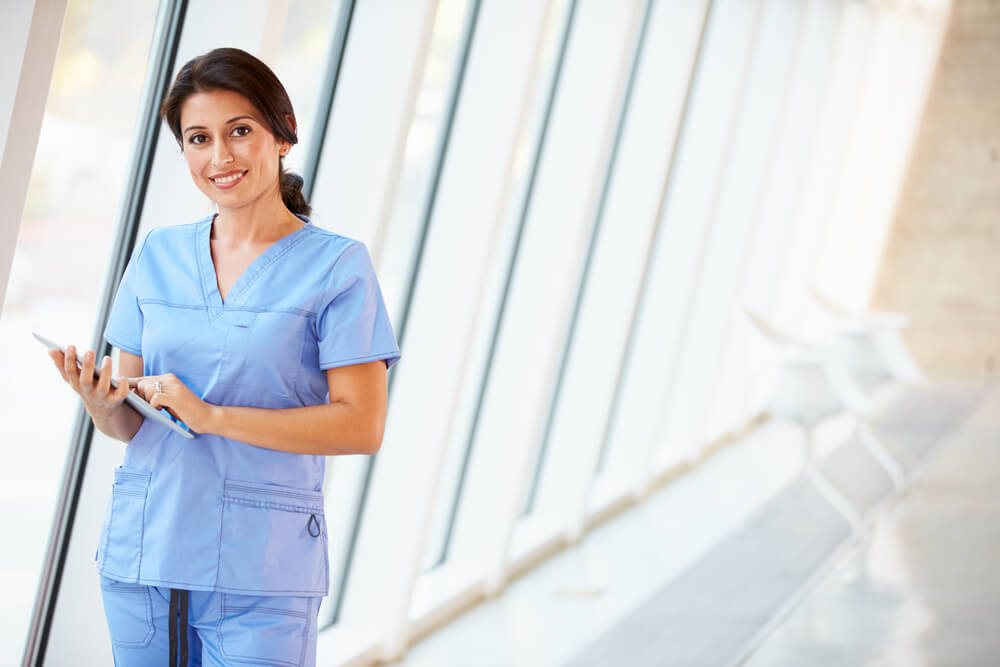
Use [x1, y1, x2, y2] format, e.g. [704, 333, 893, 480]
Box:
[128, 373, 215, 434]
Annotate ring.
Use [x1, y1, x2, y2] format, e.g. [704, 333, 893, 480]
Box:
[154, 381, 163, 393]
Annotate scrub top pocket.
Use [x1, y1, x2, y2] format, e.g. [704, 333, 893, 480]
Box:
[244, 309, 308, 404]
[217, 480, 328, 595]
[99, 468, 152, 582]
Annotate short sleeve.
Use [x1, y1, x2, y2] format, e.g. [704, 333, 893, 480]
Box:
[316, 241, 401, 371]
[103, 228, 155, 357]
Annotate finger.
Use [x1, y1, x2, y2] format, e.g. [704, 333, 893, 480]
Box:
[96, 355, 113, 394]
[79, 350, 97, 390]
[125, 377, 145, 401]
[49, 350, 67, 381]
[64, 346, 80, 390]
[151, 397, 179, 422]
[114, 375, 131, 401]
[135, 378, 155, 403]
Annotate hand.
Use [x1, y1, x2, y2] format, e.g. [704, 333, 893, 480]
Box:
[49, 345, 131, 419]
[129, 373, 215, 433]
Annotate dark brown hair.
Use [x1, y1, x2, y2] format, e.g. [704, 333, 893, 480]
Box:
[160, 47, 310, 216]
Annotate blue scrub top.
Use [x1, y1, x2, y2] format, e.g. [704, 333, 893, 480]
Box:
[96, 213, 400, 596]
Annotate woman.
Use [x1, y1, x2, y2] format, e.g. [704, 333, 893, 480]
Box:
[48, 47, 400, 666]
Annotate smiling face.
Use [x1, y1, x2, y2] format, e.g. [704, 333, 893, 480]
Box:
[178, 88, 290, 212]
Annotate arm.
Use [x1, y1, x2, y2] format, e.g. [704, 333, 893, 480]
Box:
[203, 360, 388, 456]
[93, 349, 146, 443]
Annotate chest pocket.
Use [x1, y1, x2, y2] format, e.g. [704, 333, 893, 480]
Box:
[242, 309, 309, 405]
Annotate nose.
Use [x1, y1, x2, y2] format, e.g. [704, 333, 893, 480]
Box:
[211, 137, 234, 168]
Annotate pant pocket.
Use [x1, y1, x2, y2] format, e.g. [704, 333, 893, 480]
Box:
[100, 575, 155, 648]
[219, 593, 311, 666]
[100, 467, 151, 580]
[217, 479, 328, 595]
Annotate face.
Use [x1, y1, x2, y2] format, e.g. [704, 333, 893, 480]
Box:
[178, 88, 291, 211]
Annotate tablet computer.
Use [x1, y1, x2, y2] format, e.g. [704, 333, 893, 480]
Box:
[33, 331, 196, 439]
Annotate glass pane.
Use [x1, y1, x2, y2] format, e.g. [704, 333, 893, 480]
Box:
[778, 3, 876, 335]
[598, 0, 762, 492]
[653, 0, 803, 463]
[317, 0, 476, 634]
[377, 0, 475, 332]
[643, 0, 763, 470]
[524, 0, 710, 517]
[306, 0, 445, 634]
[710, 0, 843, 435]
[0, 0, 160, 661]
[513, 0, 641, 520]
[416, 0, 568, 576]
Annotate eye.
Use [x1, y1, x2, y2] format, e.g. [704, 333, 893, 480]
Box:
[187, 133, 208, 145]
[232, 125, 251, 137]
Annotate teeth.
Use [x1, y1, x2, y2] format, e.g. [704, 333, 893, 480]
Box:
[213, 172, 244, 184]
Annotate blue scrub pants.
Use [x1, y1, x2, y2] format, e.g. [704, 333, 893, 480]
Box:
[100, 575, 321, 666]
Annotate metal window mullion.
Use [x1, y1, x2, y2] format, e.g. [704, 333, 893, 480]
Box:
[22, 1, 189, 664]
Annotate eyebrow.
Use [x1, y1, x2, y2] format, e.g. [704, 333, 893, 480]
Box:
[182, 115, 255, 135]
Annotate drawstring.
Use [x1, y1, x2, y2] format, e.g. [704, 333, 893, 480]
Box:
[178, 589, 189, 666]
[168, 590, 177, 666]
[308, 513, 321, 537]
[169, 589, 190, 666]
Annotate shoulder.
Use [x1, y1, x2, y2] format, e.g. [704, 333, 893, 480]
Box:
[300, 224, 373, 269]
[297, 227, 381, 298]
[142, 215, 211, 248]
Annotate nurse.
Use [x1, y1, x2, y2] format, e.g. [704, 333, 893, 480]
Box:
[47, 47, 400, 666]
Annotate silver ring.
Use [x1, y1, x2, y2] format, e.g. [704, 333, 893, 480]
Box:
[154, 381, 163, 393]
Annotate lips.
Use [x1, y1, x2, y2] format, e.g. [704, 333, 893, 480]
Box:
[209, 170, 248, 189]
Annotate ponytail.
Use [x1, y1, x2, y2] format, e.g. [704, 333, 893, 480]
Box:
[279, 167, 310, 216]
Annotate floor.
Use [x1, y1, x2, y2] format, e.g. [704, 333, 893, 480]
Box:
[744, 379, 1000, 666]
[394, 379, 995, 666]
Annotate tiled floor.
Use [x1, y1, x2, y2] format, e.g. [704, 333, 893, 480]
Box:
[394, 379, 993, 666]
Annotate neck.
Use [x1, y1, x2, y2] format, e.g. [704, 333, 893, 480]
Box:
[212, 188, 304, 245]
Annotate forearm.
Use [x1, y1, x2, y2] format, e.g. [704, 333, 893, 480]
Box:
[204, 400, 378, 456]
[91, 400, 145, 444]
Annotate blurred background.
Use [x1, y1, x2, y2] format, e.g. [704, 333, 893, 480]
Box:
[1, 0, 996, 665]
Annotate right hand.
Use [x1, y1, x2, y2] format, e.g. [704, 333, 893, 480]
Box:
[49, 345, 132, 419]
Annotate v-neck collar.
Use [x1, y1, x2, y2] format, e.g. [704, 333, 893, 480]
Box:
[197, 213, 311, 320]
